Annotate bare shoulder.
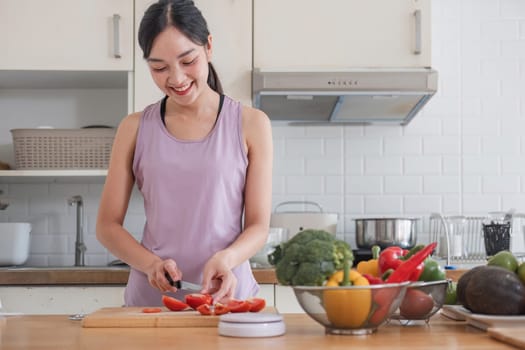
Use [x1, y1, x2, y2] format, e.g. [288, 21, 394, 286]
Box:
[113, 111, 142, 143]
[240, 105, 271, 138]
[240, 104, 272, 154]
[117, 111, 141, 135]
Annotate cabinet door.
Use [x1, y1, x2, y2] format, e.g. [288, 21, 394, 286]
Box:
[133, 0, 252, 112]
[133, 0, 164, 111]
[0, 0, 133, 71]
[254, 0, 430, 69]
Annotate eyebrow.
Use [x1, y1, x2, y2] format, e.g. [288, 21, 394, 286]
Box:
[146, 48, 195, 63]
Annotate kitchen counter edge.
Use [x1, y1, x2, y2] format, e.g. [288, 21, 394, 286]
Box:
[0, 267, 278, 285]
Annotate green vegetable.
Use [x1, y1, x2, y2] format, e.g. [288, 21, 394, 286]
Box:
[487, 250, 518, 272]
[418, 258, 446, 282]
[268, 229, 354, 286]
[444, 281, 457, 305]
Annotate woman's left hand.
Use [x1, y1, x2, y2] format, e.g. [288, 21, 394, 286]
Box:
[201, 252, 237, 304]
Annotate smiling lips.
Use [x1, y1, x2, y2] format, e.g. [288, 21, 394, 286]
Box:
[170, 81, 193, 96]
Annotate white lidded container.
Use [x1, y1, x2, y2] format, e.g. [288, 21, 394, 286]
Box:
[270, 201, 338, 238]
[0, 223, 31, 266]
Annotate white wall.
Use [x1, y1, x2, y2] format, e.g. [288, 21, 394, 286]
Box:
[1, 0, 525, 265]
[273, 0, 525, 247]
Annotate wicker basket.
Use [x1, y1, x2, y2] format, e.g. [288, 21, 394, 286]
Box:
[11, 128, 116, 169]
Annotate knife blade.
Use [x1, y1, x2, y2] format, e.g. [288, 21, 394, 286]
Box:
[165, 272, 202, 292]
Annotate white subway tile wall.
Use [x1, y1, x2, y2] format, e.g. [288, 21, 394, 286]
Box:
[1, 0, 525, 265]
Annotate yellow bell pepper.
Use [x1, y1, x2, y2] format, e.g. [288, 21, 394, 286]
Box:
[356, 245, 380, 277]
[323, 262, 372, 328]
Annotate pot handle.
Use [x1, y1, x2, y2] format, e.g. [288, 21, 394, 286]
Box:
[274, 201, 324, 213]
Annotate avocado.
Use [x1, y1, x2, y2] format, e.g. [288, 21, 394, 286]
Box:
[456, 265, 485, 310]
[461, 265, 525, 315]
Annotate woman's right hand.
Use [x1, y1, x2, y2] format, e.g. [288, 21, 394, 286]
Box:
[146, 258, 182, 293]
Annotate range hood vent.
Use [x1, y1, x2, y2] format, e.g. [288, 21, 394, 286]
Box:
[252, 68, 438, 125]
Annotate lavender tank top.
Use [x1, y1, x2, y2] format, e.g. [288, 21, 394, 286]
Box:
[124, 95, 259, 306]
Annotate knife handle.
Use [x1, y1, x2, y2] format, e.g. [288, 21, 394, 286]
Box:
[164, 272, 181, 289]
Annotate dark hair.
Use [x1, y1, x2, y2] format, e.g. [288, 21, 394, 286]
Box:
[138, 0, 223, 94]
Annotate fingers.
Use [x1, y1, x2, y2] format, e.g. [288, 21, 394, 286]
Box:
[148, 259, 181, 293]
[200, 278, 220, 295]
[211, 275, 237, 304]
[164, 259, 182, 282]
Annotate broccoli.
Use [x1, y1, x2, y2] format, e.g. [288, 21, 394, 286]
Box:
[268, 229, 354, 286]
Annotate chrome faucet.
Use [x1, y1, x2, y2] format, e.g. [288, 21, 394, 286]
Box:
[68, 195, 86, 267]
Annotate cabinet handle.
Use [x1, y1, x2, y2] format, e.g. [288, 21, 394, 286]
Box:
[113, 14, 122, 59]
[413, 9, 421, 55]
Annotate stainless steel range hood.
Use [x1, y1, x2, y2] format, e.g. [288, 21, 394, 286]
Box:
[252, 68, 438, 125]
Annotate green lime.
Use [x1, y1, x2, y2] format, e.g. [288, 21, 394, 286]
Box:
[517, 262, 525, 284]
[487, 250, 519, 272]
[444, 281, 457, 305]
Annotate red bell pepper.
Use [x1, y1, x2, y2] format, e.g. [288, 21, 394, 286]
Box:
[386, 242, 438, 283]
[378, 246, 424, 281]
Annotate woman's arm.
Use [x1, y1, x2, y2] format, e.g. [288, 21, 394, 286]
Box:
[96, 113, 180, 292]
[202, 106, 273, 300]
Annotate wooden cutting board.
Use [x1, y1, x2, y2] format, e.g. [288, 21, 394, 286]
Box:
[488, 328, 525, 349]
[81, 306, 277, 328]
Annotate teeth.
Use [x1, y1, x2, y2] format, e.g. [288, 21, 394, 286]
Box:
[173, 83, 191, 91]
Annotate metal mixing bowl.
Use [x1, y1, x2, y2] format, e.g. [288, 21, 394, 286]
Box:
[355, 218, 418, 249]
[292, 282, 409, 335]
[390, 279, 449, 324]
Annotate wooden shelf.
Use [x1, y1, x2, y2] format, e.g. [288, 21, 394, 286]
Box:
[0, 169, 107, 183]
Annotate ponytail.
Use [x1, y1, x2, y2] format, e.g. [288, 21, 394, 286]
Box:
[207, 62, 224, 95]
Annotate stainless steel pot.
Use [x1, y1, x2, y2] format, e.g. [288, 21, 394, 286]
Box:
[354, 218, 418, 249]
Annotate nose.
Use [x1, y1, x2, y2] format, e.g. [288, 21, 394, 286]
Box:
[167, 68, 186, 87]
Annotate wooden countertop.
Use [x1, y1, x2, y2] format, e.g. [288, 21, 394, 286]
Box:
[0, 267, 278, 285]
[0, 313, 513, 349]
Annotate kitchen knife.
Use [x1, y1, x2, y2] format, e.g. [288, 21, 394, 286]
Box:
[165, 272, 202, 292]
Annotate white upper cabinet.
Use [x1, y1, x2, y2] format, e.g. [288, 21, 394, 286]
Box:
[133, 0, 163, 111]
[0, 0, 133, 71]
[133, 0, 252, 112]
[253, 0, 431, 69]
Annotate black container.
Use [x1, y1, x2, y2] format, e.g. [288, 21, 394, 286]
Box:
[482, 222, 511, 256]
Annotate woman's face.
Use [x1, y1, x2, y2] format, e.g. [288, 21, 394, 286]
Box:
[146, 26, 212, 105]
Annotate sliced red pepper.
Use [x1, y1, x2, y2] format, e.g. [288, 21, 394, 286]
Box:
[196, 304, 212, 315]
[246, 298, 266, 312]
[196, 303, 230, 316]
[184, 293, 213, 310]
[162, 295, 190, 311]
[227, 299, 251, 313]
[213, 303, 230, 315]
[386, 242, 438, 283]
[142, 307, 162, 313]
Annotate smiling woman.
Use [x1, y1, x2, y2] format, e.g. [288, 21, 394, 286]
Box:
[95, 0, 273, 308]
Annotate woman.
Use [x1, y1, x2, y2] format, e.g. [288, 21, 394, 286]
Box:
[96, 0, 272, 306]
